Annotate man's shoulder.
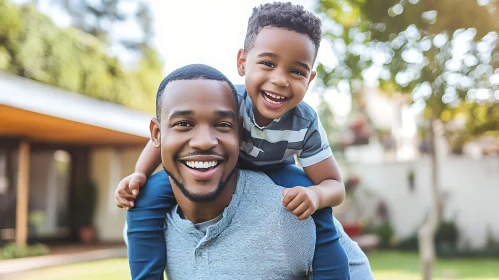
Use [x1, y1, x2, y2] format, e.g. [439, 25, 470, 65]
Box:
[239, 170, 315, 229]
[239, 169, 284, 204]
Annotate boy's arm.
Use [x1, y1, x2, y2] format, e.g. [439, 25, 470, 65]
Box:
[115, 140, 161, 208]
[303, 156, 345, 209]
[135, 139, 162, 177]
[282, 114, 345, 220]
[281, 157, 346, 220]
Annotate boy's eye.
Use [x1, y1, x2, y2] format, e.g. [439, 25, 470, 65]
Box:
[261, 61, 275, 68]
[291, 70, 305, 76]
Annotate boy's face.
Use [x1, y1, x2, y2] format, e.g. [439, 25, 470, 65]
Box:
[150, 79, 240, 202]
[237, 27, 316, 126]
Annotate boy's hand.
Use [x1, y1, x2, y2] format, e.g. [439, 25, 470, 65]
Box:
[114, 173, 147, 210]
[282, 186, 319, 220]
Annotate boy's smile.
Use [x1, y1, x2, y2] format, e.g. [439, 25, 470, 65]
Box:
[237, 27, 317, 126]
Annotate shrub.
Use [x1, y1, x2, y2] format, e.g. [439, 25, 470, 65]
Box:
[0, 243, 50, 259]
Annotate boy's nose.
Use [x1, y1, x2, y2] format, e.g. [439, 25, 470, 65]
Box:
[271, 70, 289, 87]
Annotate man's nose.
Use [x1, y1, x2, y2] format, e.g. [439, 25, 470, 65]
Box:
[189, 125, 218, 150]
[271, 69, 289, 87]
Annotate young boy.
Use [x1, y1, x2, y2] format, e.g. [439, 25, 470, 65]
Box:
[117, 3, 358, 279]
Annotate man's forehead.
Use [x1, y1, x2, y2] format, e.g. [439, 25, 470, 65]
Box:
[162, 79, 237, 115]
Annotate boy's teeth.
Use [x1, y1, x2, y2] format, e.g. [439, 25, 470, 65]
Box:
[186, 161, 218, 169]
[263, 93, 283, 105]
[263, 91, 285, 100]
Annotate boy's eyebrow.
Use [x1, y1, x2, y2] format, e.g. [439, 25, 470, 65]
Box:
[294, 61, 311, 72]
[169, 110, 192, 121]
[257, 52, 311, 72]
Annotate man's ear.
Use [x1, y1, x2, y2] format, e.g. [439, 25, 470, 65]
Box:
[236, 49, 246, 77]
[150, 118, 161, 147]
[308, 71, 316, 86]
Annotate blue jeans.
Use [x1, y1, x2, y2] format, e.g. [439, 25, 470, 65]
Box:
[127, 165, 350, 279]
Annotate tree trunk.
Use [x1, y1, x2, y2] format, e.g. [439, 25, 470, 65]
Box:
[418, 118, 443, 280]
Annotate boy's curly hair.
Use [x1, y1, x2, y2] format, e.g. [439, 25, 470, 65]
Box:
[244, 2, 322, 57]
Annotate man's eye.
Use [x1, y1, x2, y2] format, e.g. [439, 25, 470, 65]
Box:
[216, 122, 232, 128]
[261, 61, 275, 68]
[174, 121, 192, 127]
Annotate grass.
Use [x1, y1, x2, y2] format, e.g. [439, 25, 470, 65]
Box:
[11, 251, 499, 280]
[367, 251, 499, 280]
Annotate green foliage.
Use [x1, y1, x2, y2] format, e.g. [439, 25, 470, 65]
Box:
[317, 0, 499, 141]
[0, 0, 161, 113]
[0, 243, 50, 259]
[371, 222, 395, 248]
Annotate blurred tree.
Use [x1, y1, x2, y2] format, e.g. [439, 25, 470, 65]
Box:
[317, 97, 345, 158]
[46, 0, 153, 49]
[0, 0, 161, 113]
[316, 0, 498, 278]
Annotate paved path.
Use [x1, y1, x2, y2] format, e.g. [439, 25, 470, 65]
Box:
[0, 246, 127, 279]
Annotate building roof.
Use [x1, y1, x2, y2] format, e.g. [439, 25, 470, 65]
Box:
[0, 71, 152, 145]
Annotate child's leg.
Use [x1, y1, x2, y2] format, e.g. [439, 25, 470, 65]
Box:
[126, 170, 176, 280]
[264, 164, 350, 280]
[334, 217, 374, 279]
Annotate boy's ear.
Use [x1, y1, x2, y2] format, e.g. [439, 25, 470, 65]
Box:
[150, 118, 161, 147]
[236, 49, 246, 77]
[308, 71, 317, 86]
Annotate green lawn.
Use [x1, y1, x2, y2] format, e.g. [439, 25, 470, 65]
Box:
[12, 251, 499, 280]
[367, 251, 499, 280]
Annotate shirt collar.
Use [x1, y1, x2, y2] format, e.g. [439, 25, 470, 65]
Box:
[243, 91, 283, 130]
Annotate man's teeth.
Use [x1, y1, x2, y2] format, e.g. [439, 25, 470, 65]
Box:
[185, 161, 218, 169]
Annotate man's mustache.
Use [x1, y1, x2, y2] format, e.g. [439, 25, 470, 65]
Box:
[175, 149, 228, 159]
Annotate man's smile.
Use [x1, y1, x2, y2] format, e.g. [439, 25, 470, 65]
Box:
[178, 154, 226, 181]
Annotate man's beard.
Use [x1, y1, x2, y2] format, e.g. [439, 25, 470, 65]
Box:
[163, 164, 236, 203]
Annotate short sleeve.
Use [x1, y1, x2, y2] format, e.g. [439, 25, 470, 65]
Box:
[298, 117, 333, 167]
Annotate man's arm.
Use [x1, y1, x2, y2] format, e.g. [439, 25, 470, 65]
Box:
[279, 206, 316, 277]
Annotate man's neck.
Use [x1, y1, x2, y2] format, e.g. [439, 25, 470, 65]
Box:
[176, 169, 239, 224]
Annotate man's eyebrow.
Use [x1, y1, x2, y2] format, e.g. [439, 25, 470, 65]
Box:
[217, 110, 236, 121]
[168, 110, 192, 121]
[256, 52, 311, 71]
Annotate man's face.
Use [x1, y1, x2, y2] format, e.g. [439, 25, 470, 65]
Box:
[151, 79, 240, 202]
[237, 27, 316, 126]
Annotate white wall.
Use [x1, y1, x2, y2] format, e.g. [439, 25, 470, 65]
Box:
[90, 147, 142, 242]
[344, 156, 499, 249]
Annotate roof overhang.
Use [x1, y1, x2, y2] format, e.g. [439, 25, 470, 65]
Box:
[0, 71, 152, 146]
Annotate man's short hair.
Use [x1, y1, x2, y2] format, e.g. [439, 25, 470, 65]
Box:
[155, 64, 239, 121]
[244, 2, 322, 57]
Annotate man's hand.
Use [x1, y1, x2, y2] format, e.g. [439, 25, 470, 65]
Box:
[114, 173, 147, 210]
[282, 186, 319, 220]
